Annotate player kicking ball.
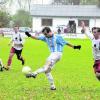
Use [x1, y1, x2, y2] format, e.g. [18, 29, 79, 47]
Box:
[25, 27, 81, 90]
[81, 21, 100, 80]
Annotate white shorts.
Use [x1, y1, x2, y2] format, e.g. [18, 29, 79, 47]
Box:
[47, 52, 62, 68]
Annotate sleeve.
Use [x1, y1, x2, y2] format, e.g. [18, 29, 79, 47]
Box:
[37, 35, 46, 42]
[57, 35, 68, 46]
[85, 29, 94, 40]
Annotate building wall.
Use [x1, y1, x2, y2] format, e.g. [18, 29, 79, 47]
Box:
[32, 17, 42, 32]
[32, 17, 78, 32]
[32, 17, 100, 33]
[88, 19, 100, 31]
[95, 19, 100, 27]
[53, 17, 78, 32]
[89, 19, 96, 29]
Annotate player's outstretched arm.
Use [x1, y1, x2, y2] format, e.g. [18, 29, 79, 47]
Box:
[81, 21, 94, 40]
[25, 31, 38, 40]
[67, 43, 81, 50]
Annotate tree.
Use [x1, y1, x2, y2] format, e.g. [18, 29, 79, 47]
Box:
[12, 10, 32, 27]
[52, 0, 97, 5]
[97, 0, 100, 7]
[52, 0, 80, 5]
[72, 0, 80, 5]
[52, 0, 69, 5]
[4, 0, 32, 11]
[80, 0, 97, 5]
[0, 0, 7, 11]
[0, 11, 11, 27]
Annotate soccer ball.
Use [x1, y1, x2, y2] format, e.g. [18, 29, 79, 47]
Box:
[22, 66, 32, 74]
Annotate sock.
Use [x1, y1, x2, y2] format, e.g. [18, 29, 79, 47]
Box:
[34, 65, 49, 74]
[7, 58, 12, 66]
[34, 67, 45, 74]
[45, 72, 55, 87]
[20, 57, 25, 65]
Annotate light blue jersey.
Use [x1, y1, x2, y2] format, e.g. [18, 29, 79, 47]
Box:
[37, 34, 68, 52]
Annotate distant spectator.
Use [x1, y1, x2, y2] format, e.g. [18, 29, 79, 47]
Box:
[81, 29, 85, 34]
[57, 28, 61, 34]
[0, 30, 4, 37]
[81, 21, 85, 34]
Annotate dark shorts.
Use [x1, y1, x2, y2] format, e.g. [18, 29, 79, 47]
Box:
[93, 60, 100, 73]
[10, 47, 22, 57]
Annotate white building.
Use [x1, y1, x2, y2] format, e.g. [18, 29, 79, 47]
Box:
[30, 5, 100, 33]
[32, 0, 52, 4]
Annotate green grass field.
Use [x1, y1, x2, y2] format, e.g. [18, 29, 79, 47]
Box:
[0, 37, 100, 100]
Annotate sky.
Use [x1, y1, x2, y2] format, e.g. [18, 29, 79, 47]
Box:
[7, 0, 53, 15]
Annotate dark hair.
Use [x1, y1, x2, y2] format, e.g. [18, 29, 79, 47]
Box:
[97, 28, 100, 32]
[92, 27, 97, 32]
[81, 29, 85, 33]
[42, 27, 51, 33]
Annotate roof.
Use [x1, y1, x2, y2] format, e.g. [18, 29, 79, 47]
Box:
[30, 5, 100, 18]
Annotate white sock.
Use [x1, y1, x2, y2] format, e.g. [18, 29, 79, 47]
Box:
[34, 65, 49, 74]
[45, 72, 55, 88]
[34, 67, 45, 74]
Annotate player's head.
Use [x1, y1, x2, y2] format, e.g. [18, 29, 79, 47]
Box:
[13, 25, 19, 33]
[92, 27, 97, 33]
[42, 27, 53, 38]
[92, 27, 100, 39]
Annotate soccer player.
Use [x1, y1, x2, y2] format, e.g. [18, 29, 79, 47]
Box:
[81, 21, 100, 80]
[25, 27, 81, 90]
[4, 26, 25, 70]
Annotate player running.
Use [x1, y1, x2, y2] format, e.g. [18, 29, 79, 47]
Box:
[81, 21, 100, 80]
[3, 26, 25, 70]
[25, 27, 81, 90]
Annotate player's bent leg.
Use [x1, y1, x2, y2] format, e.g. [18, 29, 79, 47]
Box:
[25, 65, 49, 78]
[26, 61, 51, 78]
[34, 61, 52, 74]
[26, 67, 46, 78]
[6, 53, 14, 70]
[21, 57, 25, 65]
[16, 50, 25, 65]
[5, 47, 15, 70]
[32, 52, 61, 75]
[26, 72, 37, 78]
[17, 55, 25, 65]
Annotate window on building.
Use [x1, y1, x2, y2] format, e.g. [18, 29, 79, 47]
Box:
[78, 19, 89, 27]
[42, 19, 53, 26]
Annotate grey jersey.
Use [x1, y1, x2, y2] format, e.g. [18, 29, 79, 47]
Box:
[92, 39, 100, 60]
[85, 29, 100, 60]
